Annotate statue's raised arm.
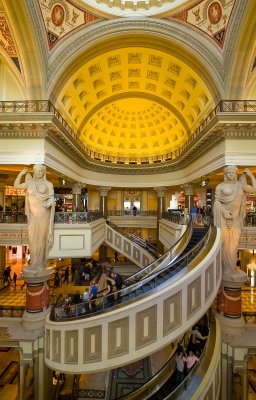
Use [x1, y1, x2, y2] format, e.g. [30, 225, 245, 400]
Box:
[14, 165, 55, 271]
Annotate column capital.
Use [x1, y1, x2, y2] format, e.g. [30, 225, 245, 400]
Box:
[181, 183, 194, 195]
[72, 182, 85, 195]
[154, 186, 168, 197]
[97, 186, 111, 196]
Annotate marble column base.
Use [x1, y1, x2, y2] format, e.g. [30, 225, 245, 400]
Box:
[22, 307, 52, 330]
[215, 312, 245, 336]
[216, 272, 247, 335]
[22, 267, 54, 330]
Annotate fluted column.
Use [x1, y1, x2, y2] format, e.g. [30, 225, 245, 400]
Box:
[98, 186, 111, 262]
[241, 366, 248, 400]
[227, 355, 233, 400]
[19, 360, 25, 400]
[72, 183, 84, 212]
[97, 186, 111, 218]
[154, 186, 167, 220]
[181, 183, 194, 213]
[154, 187, 167, 252]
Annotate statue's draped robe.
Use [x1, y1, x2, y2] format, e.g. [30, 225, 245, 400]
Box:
[25, 180, 55, 270]
[214, 181, 246, 273]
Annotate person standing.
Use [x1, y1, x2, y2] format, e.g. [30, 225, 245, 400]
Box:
[111, 272, 123, 299]
[89, 281, 98, 310]
[63, 266, 69, 284]
[190, 204, 198, 224]
[54, 271, 60, 289]
[103, 278, 115, 307]
[12, 272, 17, 288]
[175, 350, 186, 383]
[191, 326, 207, 354]
[185, 351, 199, 373]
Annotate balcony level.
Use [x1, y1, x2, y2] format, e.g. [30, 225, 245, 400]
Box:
[44, 225, 221, 373]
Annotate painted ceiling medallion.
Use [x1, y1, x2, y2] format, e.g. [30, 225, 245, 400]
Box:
[38, 0, 104, 49]
[51, 4, 65, 26]
[171, 0, 235, 48]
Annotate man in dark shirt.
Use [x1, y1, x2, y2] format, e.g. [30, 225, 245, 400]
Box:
[111, 272, 123, 299]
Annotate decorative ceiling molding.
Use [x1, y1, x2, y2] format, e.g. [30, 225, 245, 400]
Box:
[37, 0, 106, 50]
[170, 0, 236, 49]
[46, 18, 224, 84]
[1, 117, 256, 175]
[0, 13, 21, 72]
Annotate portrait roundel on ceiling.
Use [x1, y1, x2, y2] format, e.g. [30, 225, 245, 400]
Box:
[208, 2, 222, 25]
[51, 4, 65, 27]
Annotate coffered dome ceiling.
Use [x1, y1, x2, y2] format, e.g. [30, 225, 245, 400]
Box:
[57, 45, 214, 164]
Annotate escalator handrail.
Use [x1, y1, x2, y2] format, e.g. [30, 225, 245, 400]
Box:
[114, 313, 213, 400]
[123, 216, 192, 285]
[52, 222, 213, 321]
[106, 221, 161, 258]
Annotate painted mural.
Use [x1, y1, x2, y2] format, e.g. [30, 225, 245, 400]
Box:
[170, 0, 236, 48]
[0, 14, 21, 71]
[38, 0, 105, 50]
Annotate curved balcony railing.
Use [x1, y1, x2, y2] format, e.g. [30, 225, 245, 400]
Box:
[0, 212, 27, 223]
[107, 210, 157, 217]
[51, 223, 210, 321]
[1, 100, 256, 165]
[54, 211, 103, 223]
[0, 210, 103, 224]
[161, 210, 189, 225]
[122, 217, 192, 285]
[1, 210, 256, 231]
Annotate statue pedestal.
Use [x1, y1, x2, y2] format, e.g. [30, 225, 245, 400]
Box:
[217, 274, 247, 335]
[22, 268, 54, 330]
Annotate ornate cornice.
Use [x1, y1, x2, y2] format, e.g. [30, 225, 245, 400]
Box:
[1, 118, 256, 175]
[46, 18, 224, 89]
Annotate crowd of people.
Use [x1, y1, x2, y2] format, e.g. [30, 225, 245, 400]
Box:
[175, 325, 208, 384]
[53, 259, 124, 319]
[3, 265, 18, 287]
[190, 204, 212, 225]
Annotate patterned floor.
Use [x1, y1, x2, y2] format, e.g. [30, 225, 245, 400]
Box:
[107, 357, 152, 399]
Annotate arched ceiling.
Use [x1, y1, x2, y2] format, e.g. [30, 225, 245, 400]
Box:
[56, 46, 214, 163]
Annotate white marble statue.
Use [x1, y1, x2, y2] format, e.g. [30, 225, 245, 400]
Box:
[14, 165, 55, 271]
[214, 166, 256, 281]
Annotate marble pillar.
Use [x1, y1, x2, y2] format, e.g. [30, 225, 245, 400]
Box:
[241, 366, 248, 400]
[72, 182, 83, 212]
[97, 186, 111, 218]
[154, 187, 167, 253]
[181, 183, 194, 213]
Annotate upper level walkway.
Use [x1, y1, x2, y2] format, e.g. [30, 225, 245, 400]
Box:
[44, 224, 221, 373]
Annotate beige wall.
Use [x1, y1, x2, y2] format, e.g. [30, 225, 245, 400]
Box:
[87, 189, 100, 210]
